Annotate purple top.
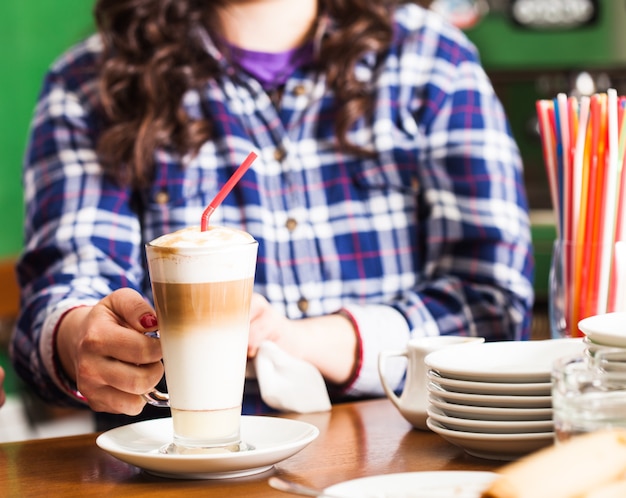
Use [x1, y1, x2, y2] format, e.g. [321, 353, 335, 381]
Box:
[227, 42, 314, 90]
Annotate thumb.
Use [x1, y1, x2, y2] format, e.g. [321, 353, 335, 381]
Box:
[105, 287, 158, 333]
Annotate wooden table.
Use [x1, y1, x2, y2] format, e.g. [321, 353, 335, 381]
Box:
[0, 398, 500, 497]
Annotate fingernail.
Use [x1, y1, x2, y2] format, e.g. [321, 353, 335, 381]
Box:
[140, 313, 158, 328]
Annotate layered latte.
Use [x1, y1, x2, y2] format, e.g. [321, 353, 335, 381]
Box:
[146, 226, 257, 450]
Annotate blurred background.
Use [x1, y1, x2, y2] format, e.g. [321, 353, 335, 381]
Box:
[1, 0, 625, 441]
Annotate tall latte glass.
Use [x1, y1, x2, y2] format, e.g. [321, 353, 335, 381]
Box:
[144, 225, 258, 454]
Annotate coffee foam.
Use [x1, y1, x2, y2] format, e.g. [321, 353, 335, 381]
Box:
[147, 226, 257, 283]
[150, 226, 254, 248]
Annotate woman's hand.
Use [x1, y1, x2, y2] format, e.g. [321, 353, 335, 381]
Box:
[247, 293, 294, 358]
[247, 293, 359, 385]
[56, 288, 164, 415]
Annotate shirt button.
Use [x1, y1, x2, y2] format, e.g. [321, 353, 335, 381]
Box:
[285, 218, 298, 231]
[274, 148, 286, 162]
[155, 190, 169, 204]
[293, 84, 307, 96]
[297, 298, 309, 313]
[411, 176, 420, 192]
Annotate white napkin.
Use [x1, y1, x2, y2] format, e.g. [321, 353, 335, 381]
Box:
[253, 341, 331, 413]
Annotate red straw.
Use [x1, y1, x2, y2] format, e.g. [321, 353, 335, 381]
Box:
[200, 151, 258, 231]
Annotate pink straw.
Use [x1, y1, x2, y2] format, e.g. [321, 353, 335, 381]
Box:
[200, 151, 258, 231]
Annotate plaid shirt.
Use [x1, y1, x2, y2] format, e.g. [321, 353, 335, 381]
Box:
[12, 5, 534, 410]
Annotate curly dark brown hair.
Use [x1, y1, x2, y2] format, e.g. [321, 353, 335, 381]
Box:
[94, 0, 427, 188]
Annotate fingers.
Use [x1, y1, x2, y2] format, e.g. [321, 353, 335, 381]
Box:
[247, 294, 270, 357]
[79, 317, 162, 366]
[87, 388, 145, 416]
[79, 357, 164, 415]
[104, 287, 159, 332]
[68, 288, 165, 414]
[249, 293, 268, 320]
[247, 293, 288, 357]
[85, 288, 162, 365]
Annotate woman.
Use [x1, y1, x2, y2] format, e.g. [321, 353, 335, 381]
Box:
[11, 0, 534, 428]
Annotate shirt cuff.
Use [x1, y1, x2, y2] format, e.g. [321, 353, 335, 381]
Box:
[339, 303, 413, 397]
[40, 300, 98, 404]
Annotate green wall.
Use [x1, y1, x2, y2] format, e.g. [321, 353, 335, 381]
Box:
[0, 2, 94, 258]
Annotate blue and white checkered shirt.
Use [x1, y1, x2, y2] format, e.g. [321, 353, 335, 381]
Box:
[12, 5, 534, 410]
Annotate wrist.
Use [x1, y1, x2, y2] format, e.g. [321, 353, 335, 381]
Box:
[334, 308, 362, 389]
[54, 305, 91, 387]
[289, 312, 360, 385]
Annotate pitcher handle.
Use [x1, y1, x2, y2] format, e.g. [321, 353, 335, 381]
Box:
[378, 349, 407, 410]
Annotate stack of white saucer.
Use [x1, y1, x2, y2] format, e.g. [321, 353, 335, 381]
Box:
[578, 312, 626, 357]
[424, 338, 585, 461]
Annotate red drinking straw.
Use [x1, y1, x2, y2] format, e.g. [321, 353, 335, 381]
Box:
[200, 151, 258, 231]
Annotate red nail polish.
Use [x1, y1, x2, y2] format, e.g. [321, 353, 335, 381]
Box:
[140, 314, 158, 328]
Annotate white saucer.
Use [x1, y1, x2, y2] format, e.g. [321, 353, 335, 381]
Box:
[425, 338, 584, 383]
[427, 407, 553, 434]
[427, 371, 552, 395]
[96, 415, 319, 479]
[429, 396, 553, 421]
[426, 417, 554, 461]
[428, 383, 552, 408]
[582, 336, 617, 356]
[578, 313, 626, 347]
[324, 471, 497, 498]
[426, 418, 554, 461]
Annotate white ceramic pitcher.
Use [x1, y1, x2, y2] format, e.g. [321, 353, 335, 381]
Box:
[378, 336, 484, 430]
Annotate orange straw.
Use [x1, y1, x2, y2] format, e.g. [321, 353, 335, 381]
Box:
[200, 151, 258, 231]
[571, 97, 591, 336]
[584, 94, 607, 322]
